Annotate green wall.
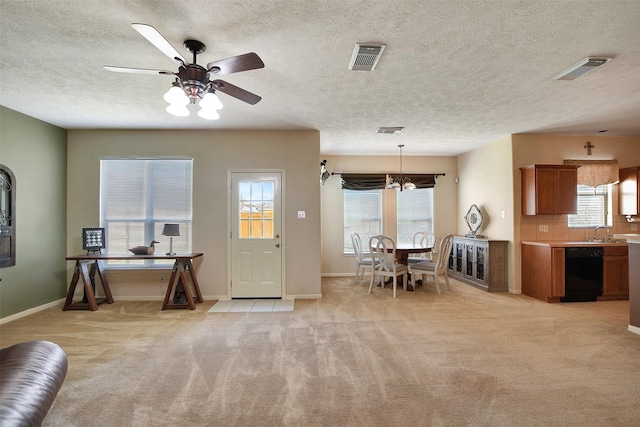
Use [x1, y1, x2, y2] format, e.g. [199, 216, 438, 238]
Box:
[0, 106, 67, 319]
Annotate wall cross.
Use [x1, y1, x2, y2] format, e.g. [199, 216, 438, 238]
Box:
[584, 141, 595, 155]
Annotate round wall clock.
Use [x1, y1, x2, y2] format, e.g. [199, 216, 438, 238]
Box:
[464, 204, 484, 237]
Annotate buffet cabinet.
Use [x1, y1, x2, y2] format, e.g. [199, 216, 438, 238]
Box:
[447, 236, 508, 292]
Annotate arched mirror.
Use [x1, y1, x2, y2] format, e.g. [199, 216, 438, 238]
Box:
[0, 164, 16, 268]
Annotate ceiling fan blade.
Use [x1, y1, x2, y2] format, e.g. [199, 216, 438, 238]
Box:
[103, 65, 175, 75]
[131, 23, 187, 64]
[212, 80, 262, 105]
[206, 53, 265, 75]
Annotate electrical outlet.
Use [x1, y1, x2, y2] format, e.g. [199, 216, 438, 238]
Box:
[538, 225, 543, 232]
[297, 210, 306, 219]
[543, 225, 549, 232]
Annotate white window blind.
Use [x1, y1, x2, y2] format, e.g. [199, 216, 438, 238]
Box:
[397, 188, 434, 245]
[343, 189, 382, 253]
[100, 158, 193, 265]
[568, 184, 611, 228]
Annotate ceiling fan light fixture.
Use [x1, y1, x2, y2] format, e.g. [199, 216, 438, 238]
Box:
[197, 107, 220, 120]
[166, 103, 190, 117]
[163, 86, 189, 105]
[199, 92, 223, 110]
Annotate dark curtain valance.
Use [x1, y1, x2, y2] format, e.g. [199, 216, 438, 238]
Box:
[403, 174, 438, 189]
[341, 174, 387, 190]
[341, 173, 441, 190]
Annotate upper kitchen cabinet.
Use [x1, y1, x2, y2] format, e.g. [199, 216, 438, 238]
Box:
[619, 166, 640, 216]
[520, 164, 580, 215]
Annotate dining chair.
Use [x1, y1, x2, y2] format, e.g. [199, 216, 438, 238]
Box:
[369, 235, 408, 298]
[408, 233, 454, 295]
[407, 232, 436, 263]
[351, 232, 374, 284]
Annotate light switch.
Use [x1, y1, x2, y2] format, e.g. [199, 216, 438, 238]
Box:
[297, 210, 306, 219]
[501, 211, 506, 219]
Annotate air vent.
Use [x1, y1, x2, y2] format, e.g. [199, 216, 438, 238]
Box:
[553, 57, 612, 81]
[349, 44, 386, 71]
[376, 127, 404, 135]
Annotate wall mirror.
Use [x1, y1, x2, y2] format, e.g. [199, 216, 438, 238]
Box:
[0, 164, 16, 268]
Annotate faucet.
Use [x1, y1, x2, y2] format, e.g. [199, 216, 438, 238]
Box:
[593, 225, 609, 242]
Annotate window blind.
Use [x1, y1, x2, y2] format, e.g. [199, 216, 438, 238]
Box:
[100, 159, 193, 259]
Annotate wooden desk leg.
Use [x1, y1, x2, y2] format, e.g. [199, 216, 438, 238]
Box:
[94, 261, 114, 304]
[179, 269, 196, 310]
[185, 259, 203, 303]
[80, 261, 98, 311]
[161, 264, 179, 310]
[162, 259, 199, 310]
[63, 261, 82, 310]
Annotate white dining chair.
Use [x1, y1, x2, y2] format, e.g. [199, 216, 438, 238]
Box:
[409, 234, 453, 295]
[351, 232, 374, 284]
[369, 235, 408, 298]
[407, 231, 436, 263]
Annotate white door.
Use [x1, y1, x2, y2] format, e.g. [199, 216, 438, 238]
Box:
[231, 172, 283, 298]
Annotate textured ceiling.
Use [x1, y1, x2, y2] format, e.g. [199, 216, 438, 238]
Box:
[1, 0, 639, 156]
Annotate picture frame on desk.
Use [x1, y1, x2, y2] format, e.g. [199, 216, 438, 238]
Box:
[82, 227, 105, 253]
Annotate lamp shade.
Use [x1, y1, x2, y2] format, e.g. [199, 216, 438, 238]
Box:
[162, 224, 180, 237]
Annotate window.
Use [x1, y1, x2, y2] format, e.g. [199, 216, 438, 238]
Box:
[100, 158, 193, 265]
[343, 189, 382, 253]
[397, 188, 434, 245]
[238, 181, 274, 239]
[568, 184, 612, 228]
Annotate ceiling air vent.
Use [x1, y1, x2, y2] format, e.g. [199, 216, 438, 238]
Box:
[349, 44, 386, 71]
[376, 127, 404, 135]
[553, 57, 612, 81]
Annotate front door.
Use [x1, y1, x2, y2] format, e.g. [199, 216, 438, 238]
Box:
[230, 172, 283, 298]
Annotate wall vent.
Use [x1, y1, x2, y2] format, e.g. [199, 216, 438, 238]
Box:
[553, 57, 612, 81]
[349, 44, 386, 71]
[376, 127, 404, 135]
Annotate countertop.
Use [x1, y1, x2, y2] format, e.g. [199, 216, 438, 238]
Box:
[521, 240, 629, 248]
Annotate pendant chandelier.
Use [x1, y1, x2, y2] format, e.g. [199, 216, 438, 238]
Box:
[387, 144, 416, 191]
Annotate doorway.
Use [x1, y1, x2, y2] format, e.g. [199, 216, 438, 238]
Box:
[230, 171, 283, 298]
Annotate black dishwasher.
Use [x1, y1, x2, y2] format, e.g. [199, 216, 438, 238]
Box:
[562, 247, 603, 302]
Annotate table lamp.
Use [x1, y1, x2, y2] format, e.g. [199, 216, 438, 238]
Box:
[162, 224, 180, 255]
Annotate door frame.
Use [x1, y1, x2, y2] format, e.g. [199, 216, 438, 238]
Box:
[226, 169, 286, 300]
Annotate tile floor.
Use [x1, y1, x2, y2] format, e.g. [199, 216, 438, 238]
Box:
[207, 299, 295, 313]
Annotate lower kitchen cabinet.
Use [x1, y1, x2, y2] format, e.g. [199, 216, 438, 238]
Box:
[602, 246, 629, 298]
[448, 236, 508, 292]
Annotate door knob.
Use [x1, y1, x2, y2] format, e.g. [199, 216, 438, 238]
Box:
[275, 243, 280, 248]
[275, 234, 280, 239]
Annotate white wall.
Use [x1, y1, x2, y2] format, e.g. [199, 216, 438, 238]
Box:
[320, 155, 457, 276]
[66, 129, 321, 300]
[457, 135, 515, 291]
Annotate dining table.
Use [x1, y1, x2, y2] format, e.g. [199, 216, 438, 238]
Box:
[379, 244, 432, 291]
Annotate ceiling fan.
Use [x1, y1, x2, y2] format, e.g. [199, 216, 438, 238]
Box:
[104, 23, 264, 119]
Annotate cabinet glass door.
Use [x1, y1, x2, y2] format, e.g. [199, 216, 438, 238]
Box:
[475, 245, 486, 281]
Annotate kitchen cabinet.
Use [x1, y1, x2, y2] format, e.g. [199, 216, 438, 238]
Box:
[520, 164, 579, 215]
[448, 236, 508, 292]
[602, 246, 629, 298]
[619, 166, 640, 216]
[521, 241, 628, 303]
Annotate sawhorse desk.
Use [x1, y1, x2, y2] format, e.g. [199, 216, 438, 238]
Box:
[64, 253, 204, 311]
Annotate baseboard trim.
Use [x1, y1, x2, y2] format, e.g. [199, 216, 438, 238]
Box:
[0, 298, 66, 325]
[321, 273, 370, 278]
[628, 324, 640, 336]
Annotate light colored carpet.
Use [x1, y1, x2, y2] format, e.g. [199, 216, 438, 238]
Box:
[1, 277, 639, 426]
[208, 299, 294, 313]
